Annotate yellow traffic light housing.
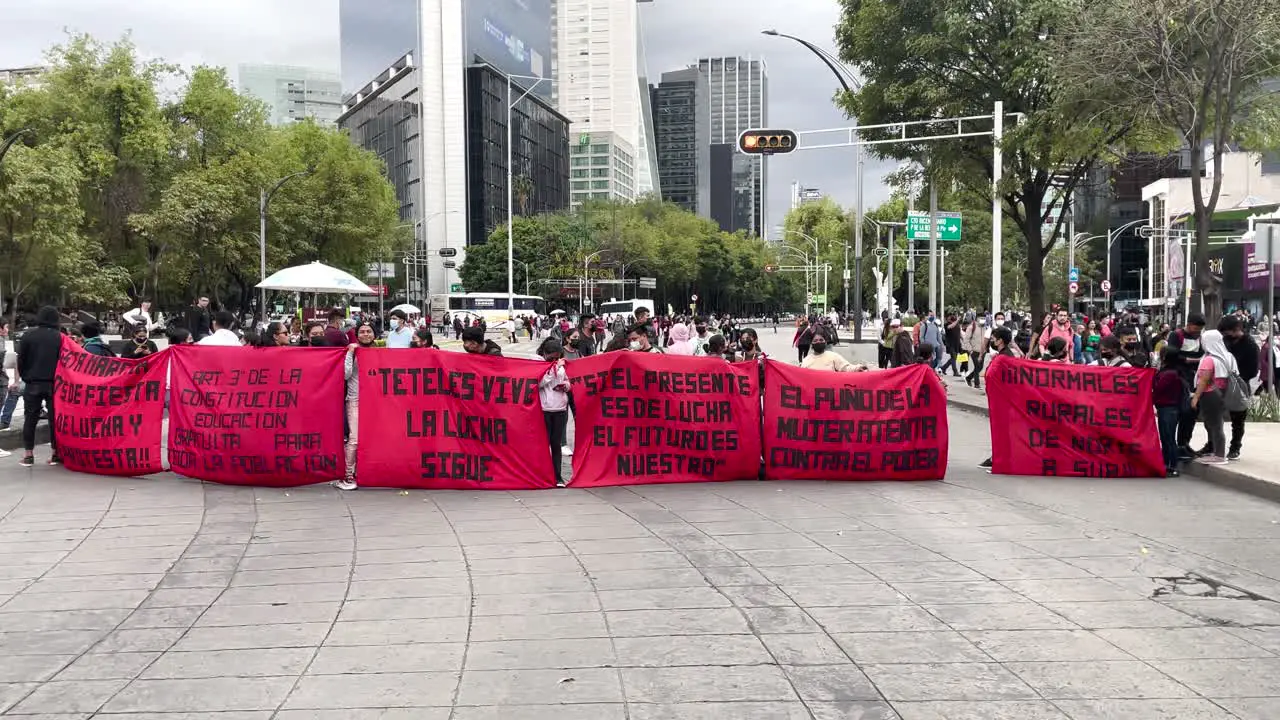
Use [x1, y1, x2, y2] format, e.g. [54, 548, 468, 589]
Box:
[738, 129, 798, 155]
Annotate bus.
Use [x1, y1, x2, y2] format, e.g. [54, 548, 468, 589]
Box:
[596, 298, 654, 321]
[428, 293, 546, 327]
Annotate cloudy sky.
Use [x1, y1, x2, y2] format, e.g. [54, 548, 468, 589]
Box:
[1, 0, 895, 230]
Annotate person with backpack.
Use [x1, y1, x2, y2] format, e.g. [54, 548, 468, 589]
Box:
[81, 321, 115, 357]
[1203, 315, 1258, 460]
[1153, 347, 1187, 477]
[1191, 329, 1236, 466]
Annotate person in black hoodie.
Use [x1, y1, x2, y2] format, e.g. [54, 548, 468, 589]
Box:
[14, 306, 63, 467]
[1199, 315, 1258, 460]
[461, 326, 503, 356]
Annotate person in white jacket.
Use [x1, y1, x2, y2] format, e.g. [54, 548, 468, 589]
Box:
[121, 301, 162, 332]
[538, 338, 571, 487]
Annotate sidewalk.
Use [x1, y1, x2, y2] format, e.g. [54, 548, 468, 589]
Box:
[939, 374, 1280, 503]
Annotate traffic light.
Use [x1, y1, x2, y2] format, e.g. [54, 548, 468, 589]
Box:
[738, 129, 798, 155]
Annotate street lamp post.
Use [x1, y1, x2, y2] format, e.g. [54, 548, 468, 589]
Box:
[763, 30, 866, 341]
[783, 230, 827, 313]
[0, 129, 32, 166]
[506, 72, 552, 323]
[513, 259, 532, 297]
[583, 250, 606, 316]
[259, 168, 313, 316]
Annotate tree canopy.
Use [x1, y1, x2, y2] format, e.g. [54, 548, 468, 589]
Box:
[834, 0, 1137, 325]
[0, 34, 402, 323]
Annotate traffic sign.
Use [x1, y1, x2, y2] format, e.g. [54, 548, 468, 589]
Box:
[438, 247, 458, 258]
[1068, 282, 1079, 295]
[806, 292, 814, 303]
[442, 260, 456, 269]
[812, 294, 827, 305]
[638, 277, 657, 289]
[449, 283, 463, 293]
[1068, 267, 1080, 282]
[366, 262, 396, 278]
[1100, 280, 1112, 293]
[764, 264, 778, 273]
[368, 284, 388, 297]
[691, 294, 698, 302]
[906, 211, 962, 241]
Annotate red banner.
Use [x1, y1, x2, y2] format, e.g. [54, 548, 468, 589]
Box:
[762, 361, 948, 481]
[167, 346, 346, 486]
[356, 349, 555, 489]
[565, 353, 762, 487]
[53, 338, 167, 476]
[985, 356, 1164, 477]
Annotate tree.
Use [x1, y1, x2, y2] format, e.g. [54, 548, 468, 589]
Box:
[835, 0, 1135, 327]
[513, 174, 535, 216]
[0, 143, 128, 328]
[1055, 0, 1280, 321]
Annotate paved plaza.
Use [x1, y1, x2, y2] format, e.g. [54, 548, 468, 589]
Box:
[1, 328, 1279, 718]
[1, 404, 1279, 719]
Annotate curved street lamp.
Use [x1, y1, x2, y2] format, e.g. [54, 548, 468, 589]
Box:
[259, 168, 314, 314]
[762, 30, 868, 339]
[0, 129, 33, 166]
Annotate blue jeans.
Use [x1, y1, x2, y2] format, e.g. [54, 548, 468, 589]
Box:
[1156, 405, 1180, 471]
[0, 383, 19, 427]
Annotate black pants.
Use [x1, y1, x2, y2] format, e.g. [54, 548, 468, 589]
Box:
[877, 345, 891, 369]
[1198, 410, 1247, 454]
[797, 345, 810, 364]
[1176, 406, 1199, 449]
[939, 346, 961, 376]
[967, 353, 986, 387]
[544, 410, 568, 483]
[22, 381, 56, 454]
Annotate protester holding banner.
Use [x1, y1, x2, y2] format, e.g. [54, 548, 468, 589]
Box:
[978, 326, 1019, 470]
[120, 325, 159, 360]
[626, 324, 663, 353]
[802, 330, 866, 372]
[739, 328, 763, 362]
[411, 328, 436, 349]
[462, 326, 503, 356]
[1043, 337, 1070, 363]
[336, 323, 377, 490]
[1168, 313, 1206, 459]
[1094, 336, 1131, 367]
[537, 339, 571, 487]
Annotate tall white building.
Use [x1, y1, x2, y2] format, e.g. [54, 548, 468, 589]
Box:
[238, 64, 343, 127]
[554, 0, 659, 203]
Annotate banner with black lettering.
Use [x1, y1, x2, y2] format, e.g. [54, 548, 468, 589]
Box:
[167, 346, 346, 486]
[985, 356, 1165, 477]
[356, 349, 555, 489]
[565, 352, 762, 487]
[53, 337, 167, 476]
[762, 361, 948, 481]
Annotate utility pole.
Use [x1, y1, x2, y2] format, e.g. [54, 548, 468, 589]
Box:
[928, 176, 939, 314]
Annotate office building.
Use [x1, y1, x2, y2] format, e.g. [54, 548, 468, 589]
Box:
[698, 56, 768, 238]
[0, 66, 44, 87]
[466, 64, 571, 246]
[791, 183, 824, 209]
[553, 0, 659, 196]
[570, 131, 637, 206]
[239, 64, 343, 126]
[336, 54, 421, 224]
[338, 0, 560, 296]
[650, 67, 710, 215]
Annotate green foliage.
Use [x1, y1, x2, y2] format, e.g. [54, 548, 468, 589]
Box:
[834, 0, 1137, 324]
[0, 33, 402, 315]
[459, 198, 803, 314]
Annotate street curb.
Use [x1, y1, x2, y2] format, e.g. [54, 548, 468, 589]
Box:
[0, 422, 50, 452]
[939, 381, 1280, 504]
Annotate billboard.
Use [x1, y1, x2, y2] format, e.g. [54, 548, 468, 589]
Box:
[464, 0, 552, 96]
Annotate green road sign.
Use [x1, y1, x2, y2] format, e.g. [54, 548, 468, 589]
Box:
[578, 133, 591, 147]
[810, 294, 827, 305]
[906, 211, 962, 241]
[450, 283, 464, 293]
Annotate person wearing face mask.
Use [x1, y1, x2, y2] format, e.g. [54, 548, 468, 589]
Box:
[120, 325, 159, 360]
[739, 328, 763, 361]
[1199, 315, 1256, 460]
[1192, 329, 1236, 466]
[305, 322, 328, 347]
[889, 319, 915, 368]
[1167, 315, 1205, 461]
[913, 310, 945, 368]
[793, 319, 814, 364]
[334, 322, 377, 491]
[1093, 336, 1130, 367]
[691, 318, 712, 357]
[978, 326, 1021, 469]
[801, 330, 865, 372]
[322, 310, 348, 348]
[385, 309, 413, 348]
[410, 328, 436, 349]
[626, 324, 663, 353]
[1042, 337, 1070, 363]
[537, 339, 572, 487]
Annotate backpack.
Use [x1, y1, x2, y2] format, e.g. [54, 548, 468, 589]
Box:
[1224, 368, 1252, 412]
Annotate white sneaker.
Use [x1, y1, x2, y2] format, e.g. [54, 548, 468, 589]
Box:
[561, 446, 573, 457]
[332, 478, 357, 491]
